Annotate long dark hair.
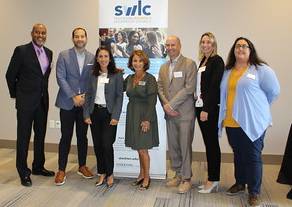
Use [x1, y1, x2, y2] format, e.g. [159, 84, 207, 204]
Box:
[225, 37, 267, 70]
[92, 46, 117, 76]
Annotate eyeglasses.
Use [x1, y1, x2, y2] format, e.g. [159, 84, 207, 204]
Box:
[235, 44, 249, 49]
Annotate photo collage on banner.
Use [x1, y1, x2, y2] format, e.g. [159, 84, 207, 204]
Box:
[98, 0, 168, 179]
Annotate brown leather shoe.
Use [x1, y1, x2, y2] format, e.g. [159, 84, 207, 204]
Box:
[226, 183, 246, 196]
[77, 166, 94, 179]
[248, 194, 261, 207]
[55, 171, 66, 186]
[166, 176, 181, 187]
[178, 180, 192, 194]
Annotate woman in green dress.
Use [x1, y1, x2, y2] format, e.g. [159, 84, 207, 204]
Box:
[124, 50, 159, 190]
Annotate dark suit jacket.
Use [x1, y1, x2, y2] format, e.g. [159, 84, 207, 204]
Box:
[198, 55, 224, 113]
[6, 42, 53, 111]
[83, 71, 124, 121]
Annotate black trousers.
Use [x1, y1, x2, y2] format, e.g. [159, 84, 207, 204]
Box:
[90, 105, 117, 176]
[58, 107, 88, 171]
[277, 124, 292, 185]
[16, 101, 48, 178]
[195, 107, 221, 181]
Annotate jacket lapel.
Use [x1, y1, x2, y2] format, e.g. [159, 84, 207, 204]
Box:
[163, 62, 171, 86]
[92, 75, 98, 99]
[43, 47, 52, 76]
[29, 42, 44, 76]
[70, 48, 81, 77]
[81, 50, 92, 77]
[169, 55, 184, 85]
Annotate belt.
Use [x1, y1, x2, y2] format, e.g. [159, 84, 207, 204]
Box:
[95, 104, 107, 108]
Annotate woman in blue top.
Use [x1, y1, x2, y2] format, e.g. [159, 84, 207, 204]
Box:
[218, 37, 280, 207]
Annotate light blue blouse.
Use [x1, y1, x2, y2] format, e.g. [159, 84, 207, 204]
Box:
[218, 64, 280, 141]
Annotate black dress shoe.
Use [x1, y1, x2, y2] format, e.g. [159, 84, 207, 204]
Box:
[21, 176, 32, 187]
[287, 188, 292, 200]
[32, 168, 55, 177]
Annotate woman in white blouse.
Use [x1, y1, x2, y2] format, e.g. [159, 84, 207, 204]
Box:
[83, 46, 123, 188]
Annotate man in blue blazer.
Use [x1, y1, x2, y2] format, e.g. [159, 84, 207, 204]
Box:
[54, 27, 94, 185]
[6, 23, 55, 187]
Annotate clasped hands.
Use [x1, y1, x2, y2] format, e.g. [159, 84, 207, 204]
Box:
[73, 94, 85, 107]
[163, 103, 180, 117]
[141, 121, 150, 133]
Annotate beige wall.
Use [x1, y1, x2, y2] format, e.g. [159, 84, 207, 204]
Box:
[1, 0, 291, 154]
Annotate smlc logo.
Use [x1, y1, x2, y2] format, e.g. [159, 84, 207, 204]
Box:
[115, 0, 151, 16]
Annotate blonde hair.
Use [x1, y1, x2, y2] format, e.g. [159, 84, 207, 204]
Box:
[198, 32, 218, 61]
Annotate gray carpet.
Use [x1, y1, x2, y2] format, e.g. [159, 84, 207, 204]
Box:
[0, 148, 291, 207]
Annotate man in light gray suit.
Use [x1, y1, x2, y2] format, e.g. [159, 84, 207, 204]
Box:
[54, 27, 94, 185]
[158, 36, 197, 193]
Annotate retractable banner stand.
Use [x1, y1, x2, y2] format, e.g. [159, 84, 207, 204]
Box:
[98, 0, 168, 179]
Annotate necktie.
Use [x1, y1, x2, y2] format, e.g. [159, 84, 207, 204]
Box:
[36, 48, 48, 74]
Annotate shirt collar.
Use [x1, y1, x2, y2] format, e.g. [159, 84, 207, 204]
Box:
[170, 54, 181, 64]
[32, 41, 44, 52]
[74, 47, 85, 56]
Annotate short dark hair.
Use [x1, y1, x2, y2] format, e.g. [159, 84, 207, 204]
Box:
[92, 46, 117, 77]
[72, 27, 87, 38]
[226, 37, 267, 70]
[128, 50, 150, 72]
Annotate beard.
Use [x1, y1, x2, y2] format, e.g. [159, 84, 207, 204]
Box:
[74, 41, 87, 49]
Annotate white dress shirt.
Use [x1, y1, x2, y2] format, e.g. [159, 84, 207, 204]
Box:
[169, 54, 181, 80]
[75, 49, 85, 75]
[94, 72, 107, 105]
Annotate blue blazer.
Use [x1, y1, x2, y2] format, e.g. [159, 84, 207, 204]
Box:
[55, 48, 94, 110]
[83, 72, 124, 121]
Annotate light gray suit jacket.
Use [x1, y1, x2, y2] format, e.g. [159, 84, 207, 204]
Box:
[83, 72, 124, 121]
[55, 48, 94, 110]
[157, 55, 197, 121]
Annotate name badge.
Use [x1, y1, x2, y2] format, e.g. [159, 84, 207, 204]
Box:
[247, 73, 256, 80]
[100, 77, 109, 84]
[195, 98, 204, 107]
[198, 66, 206, 73]
[173, 71, 183, 78]
[87, 63, 93, 66]
[138, 81, 146, 86]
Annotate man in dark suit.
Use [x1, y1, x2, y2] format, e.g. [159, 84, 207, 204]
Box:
[54, 27, 94, 186]
[6, 23, 55, 187]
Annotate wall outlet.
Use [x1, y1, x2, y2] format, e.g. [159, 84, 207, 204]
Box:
[49, 120, 55, 128]
[55, 120, 61, 129]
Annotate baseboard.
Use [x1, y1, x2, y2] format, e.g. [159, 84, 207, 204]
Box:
[0, 139, 283, 165]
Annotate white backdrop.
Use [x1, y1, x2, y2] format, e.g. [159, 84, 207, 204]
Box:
[99, 0, 169, 179]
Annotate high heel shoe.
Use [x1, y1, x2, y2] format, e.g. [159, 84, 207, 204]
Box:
[106, 175, 114, 188]
[198, 181, 219, 194]
[198, 184, 205, 189]
[95, 174, 106, 186]
[132, 178, 144, 186]
[139, 178, 151, 191]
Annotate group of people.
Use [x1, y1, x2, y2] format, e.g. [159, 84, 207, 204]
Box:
[100, 28, 166, 58]
[6, 23, 280, 207]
